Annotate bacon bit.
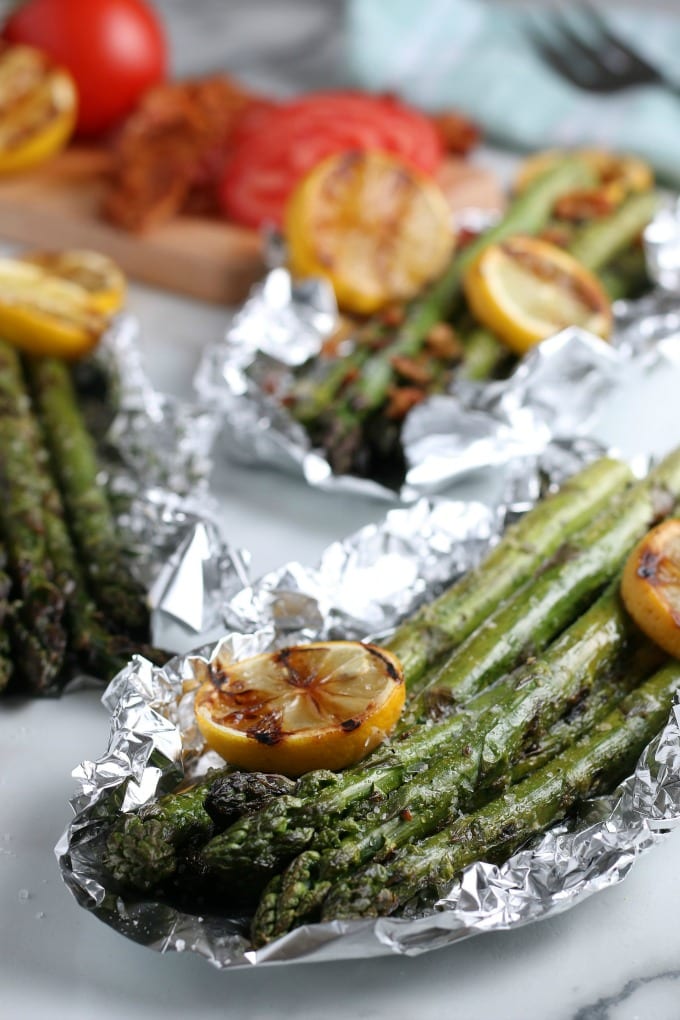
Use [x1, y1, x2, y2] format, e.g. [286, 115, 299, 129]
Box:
[456, 227, 482, 250]
[431, 111, 480, 156]
[554, 187, 618, 223]
[343, 365, 361, 386]
[380, 304, 406, 328]
[425, 322, 463, 361]
[400, 808, 414, 822]
[103, 76, 272, 232]
[385, 385, 426, 420]
[390, 355, 433, 385]
[321, 317, 357, 358]
[538, 225, 574, 249]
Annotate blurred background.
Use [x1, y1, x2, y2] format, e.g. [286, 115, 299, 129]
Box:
[0, 1, 673, 91]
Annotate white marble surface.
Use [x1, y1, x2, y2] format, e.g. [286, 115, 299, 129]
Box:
[3, 2, 680, 1017]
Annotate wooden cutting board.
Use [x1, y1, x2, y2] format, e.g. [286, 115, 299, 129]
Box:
[0, 147, 504, 305]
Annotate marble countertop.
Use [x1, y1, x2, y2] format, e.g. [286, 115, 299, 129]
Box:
[3, 2, 680, 1017]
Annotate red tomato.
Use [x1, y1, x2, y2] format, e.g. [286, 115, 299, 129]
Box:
[3, 0, 166, 136]
[219, 92, 444, 229]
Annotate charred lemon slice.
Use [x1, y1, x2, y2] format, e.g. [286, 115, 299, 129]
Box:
[0, 256, 110, 359]
[621, 520, 680, 658]
[0, 44, 77, 175]
[463, 235, 612, 355]
[194, 640, 405, 777]
[22, 249, 126, 314]
[285, 150, 454, 316]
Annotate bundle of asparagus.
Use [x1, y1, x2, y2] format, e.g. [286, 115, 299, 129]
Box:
[0, 339, 165, 696]
[103, 448, 680, 944]
[284, 157, 657, 482]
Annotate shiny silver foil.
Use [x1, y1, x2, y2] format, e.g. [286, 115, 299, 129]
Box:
[194, 204, 680, 501]
[95, 315, 249, 650]
[57, 494, 680, 968]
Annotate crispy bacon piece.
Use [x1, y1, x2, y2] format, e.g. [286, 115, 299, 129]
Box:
[385, 385, 427, 421]
[431, 110, 480, 156]
[102, 76, 274, 232]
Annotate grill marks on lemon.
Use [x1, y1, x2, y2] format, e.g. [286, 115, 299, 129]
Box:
[463, 235, 612, 355]
[0, 250, 125, 359]
[0, 44, 76, 175]
[194, 641, 405, 776]
[285, 150, 455, 316]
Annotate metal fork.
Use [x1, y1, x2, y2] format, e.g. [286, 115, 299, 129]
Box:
[527, 4, 680, 97]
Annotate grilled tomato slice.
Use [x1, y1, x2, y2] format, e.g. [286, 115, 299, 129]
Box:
[621, 520, 680, 659]
[0, 43, 76, 174]
[463, 235, 612, 355]
[285, 150, 454, 316]
[194, 640, 405, 777]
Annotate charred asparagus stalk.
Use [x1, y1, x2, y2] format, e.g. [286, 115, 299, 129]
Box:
[249, 581, 642, 941]
[388, 455, 632, 688]
[569, 191, 658, 274]
[25, 357, 149, 639]
[0, 340, 67, 691]
[104, 767, 233, 891]
[104, 768, 296, 892]
[320, 659, 680, 924]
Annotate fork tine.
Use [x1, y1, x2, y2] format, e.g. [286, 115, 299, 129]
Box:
[578, 2, 659, 76]
[546, 11, 622, 84]
[527, 18, 619, 92]
[521, 24, 579, 85]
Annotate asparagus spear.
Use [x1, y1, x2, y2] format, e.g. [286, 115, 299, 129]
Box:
[387, 455, 632, 688]
[104, 767, 235, 891]
[0, 339, 67, 691]
[25, 357, 149, 639]
[104, 768, 297, 892]
[250, 581, 641, 941]
[27, 389, 166, 680]
[321, 659, 680, 923]
[599, 247, 650, 302]
[568, 191, 658, 273]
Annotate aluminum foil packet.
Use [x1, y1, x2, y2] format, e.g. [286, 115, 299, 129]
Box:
[87, 315, 248, 662]
[57, 492, 680, 969]
[194, 205, 680, 502]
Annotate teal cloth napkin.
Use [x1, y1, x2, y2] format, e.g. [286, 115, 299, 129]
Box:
[347, 0, 680, 186]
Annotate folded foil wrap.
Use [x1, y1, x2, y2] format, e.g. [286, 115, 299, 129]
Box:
[195, 206, 680, 501]
[57, 494, 680, 969]
[90, 315, 248, 655]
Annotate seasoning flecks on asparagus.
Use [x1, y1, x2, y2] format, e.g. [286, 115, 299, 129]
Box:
[321, 659, 680, 924]
[387, 454, 633, 688]
[0, 339, 68, 691]
[25, 356, 149, 640]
